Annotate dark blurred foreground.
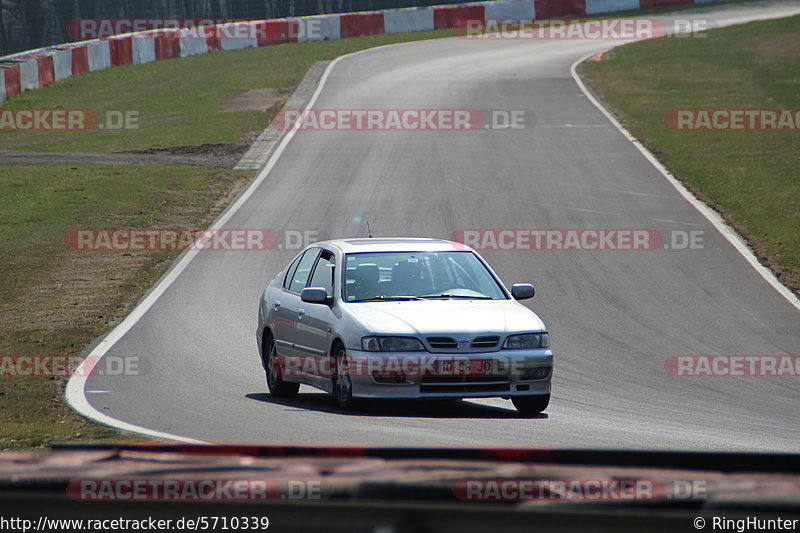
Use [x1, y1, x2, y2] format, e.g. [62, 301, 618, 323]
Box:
[1, 443, 799, 532]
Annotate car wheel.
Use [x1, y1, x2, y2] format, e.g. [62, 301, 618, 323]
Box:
[332, 345, 357, 410]
[264, 334, 299, 398]
[512, 394, 549, 415]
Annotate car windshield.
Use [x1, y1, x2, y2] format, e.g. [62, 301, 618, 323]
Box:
[344, 251, 507, 302]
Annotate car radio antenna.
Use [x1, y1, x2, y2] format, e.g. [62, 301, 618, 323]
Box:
[367, 220, 373, 238]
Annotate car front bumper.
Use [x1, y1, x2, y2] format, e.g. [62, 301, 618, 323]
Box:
[343, 349, 553, 399]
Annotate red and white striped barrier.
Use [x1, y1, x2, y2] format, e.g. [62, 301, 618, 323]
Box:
[108, 36, 133, 66]
[433, 3, 485, 29]
[87, 40, 112, 71]
[19, 56, 41, 92]
[586, 0, 639, 13]
[640, 0, 692, 6]
[384, 7, 435, 34]
[340, 12, 386, 38]
[0, 0, 699, 104]
[52, 48, 73, 81]
[220, 22, 259, 50]
[484, 0, 536, 21]
[133, 36, 157, 64]
[301, 15, 342, 41]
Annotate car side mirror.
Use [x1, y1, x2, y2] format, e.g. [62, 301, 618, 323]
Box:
[301, 287, 331, 305]
[511, 283, 535, 300]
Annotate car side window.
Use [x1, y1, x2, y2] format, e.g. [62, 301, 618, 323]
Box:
[287, 249, 320, 294]
[308, 251, 335, 295]
[282, 252, 305, 291]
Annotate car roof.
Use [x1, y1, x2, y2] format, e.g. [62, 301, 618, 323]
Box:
[314, 238, 475, 254]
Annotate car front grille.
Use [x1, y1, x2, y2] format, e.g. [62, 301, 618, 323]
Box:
[471, 336, 500, 349]
[426, 337, 458, 349]
[425, 336, 501, 352]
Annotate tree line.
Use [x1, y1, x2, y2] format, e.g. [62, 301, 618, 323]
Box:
[1, 0, 459, 56]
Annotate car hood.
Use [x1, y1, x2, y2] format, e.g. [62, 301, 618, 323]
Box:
[346, 299, 545, 336]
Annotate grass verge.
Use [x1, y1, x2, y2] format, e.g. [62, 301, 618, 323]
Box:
[0, 29, 454, 450]
[0, 30, 449, 153]
[0, 163, 249, 448]
[579, 14, 800, 296]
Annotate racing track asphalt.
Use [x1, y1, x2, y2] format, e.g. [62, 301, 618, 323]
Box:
[76, 0, 800, 450]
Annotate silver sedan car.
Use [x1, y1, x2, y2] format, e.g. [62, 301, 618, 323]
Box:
[256, 238, 553, 414]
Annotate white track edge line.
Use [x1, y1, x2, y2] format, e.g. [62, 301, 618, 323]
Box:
[63, 39, 442, 444]
[570, 52, 800, 313]
[65, 51, 345, 443]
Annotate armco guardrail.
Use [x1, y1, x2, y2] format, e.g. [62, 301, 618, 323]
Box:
[0, 0, 697, 105]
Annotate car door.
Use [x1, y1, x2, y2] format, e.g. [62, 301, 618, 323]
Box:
[270, 251, 302, 356]
[295, 249, 338, 388]
[274, 248, 320, 365]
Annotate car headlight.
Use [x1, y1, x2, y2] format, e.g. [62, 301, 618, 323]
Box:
[362, 336, 425, 352]
[503, 333, 550, 349]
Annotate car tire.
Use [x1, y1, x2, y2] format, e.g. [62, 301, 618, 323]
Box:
[512, 394, 549, 415]
[264, 333, 299, 398]
[332, 345, 358, 410]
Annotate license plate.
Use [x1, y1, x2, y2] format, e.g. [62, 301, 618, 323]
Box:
[436, 359, 503, 377]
